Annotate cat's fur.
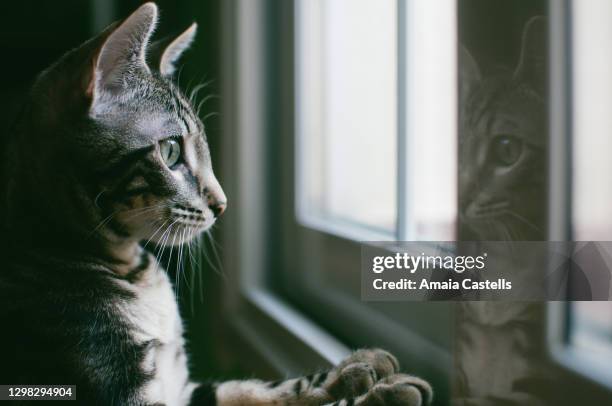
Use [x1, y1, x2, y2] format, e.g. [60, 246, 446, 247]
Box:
[0, 4, 431, 405]
[455, 16, 554, 405]
[459, 17, 548, 242]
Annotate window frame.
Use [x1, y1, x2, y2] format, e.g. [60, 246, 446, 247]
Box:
[220, 0, 456, 400]
[548, 303, 612, 395]
[280, 1, 458, 400]
[294, 0, 458, 244]
[546, 0, 612, 397]
[219, 0, 350, 377]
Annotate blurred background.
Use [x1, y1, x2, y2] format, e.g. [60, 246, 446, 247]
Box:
[1, 1, 612, 405]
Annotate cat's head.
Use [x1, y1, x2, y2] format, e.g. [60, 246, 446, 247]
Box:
[1, 3, 225, 251]
[459, 17, 548, 240]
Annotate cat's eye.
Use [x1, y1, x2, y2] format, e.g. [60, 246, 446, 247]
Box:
[160, 139, 181, 167]
[491, 135, 522, 166]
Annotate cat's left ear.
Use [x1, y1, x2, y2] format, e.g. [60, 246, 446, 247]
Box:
[90, 2, 158, 96]
[460, 45, 482, 106]
[148, 23, 198, 77]
[514, 16, 548, 93]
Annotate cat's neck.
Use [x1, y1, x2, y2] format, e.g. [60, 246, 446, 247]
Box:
[2, 223, 144, 276]
[98, 239, 145, 276]
[1, 188, 145, 275]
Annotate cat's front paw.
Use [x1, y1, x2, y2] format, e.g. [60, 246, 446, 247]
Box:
[338, 349, 400, 379]
[326, 349, 400, 399]
[360, 374, 433, 406]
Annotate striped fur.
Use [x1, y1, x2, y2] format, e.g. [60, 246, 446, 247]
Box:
[459, 17, 548, 242]
[0, 244, 432, 405]
[211, 349, 432, 406]
[0, 3, 431, 405]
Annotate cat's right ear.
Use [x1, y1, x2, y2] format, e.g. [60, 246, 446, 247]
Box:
[88, 2, 158, 99]
[148, 23, 198, 77]
[514, 16, 548, 94]
[460, 45, 481, 106]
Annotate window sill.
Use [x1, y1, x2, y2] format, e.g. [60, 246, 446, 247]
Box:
[228, 287, 351, 376]
[547, 302, 612, 398]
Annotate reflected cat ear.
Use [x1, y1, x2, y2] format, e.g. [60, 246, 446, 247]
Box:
[514, 16, 548, 93]
[148, 23, 197, 77]
[460, 45, 481, 105]
[91, 2, 158, 95]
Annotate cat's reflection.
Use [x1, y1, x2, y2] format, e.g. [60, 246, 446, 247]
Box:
[459, 16, 548, 241]
[455, 16, 557, 406]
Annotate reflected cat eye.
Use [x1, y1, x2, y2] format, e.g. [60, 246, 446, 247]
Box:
[160, 138, 181, 167]
[491, 135, 522, 166]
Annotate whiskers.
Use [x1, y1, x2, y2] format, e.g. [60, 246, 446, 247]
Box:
[122, 203, 170, 221]
[88, 210, 118, 238]
[91, 195, 225, 309]
[88, 202, 170, 239]
[502, 210, 542, 234]
[475, 210, 542, 243]
[181, 76, 220, 127]
[147, 218, 224, 311]
[186, 77, 214, 105]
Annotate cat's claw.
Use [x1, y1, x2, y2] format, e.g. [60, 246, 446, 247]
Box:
[326, 349, 399, 399]
[336, 349, 399, 380]
[359, 374, 433, 406]
[323, 349, 431, 405]
[327, 362, 378, 399]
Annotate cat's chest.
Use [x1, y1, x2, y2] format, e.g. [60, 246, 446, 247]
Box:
[113, 258, 192, 405]
[116, 264, 182, 343]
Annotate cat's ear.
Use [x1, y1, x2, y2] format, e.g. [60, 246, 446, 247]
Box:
[148, 23, 197, 77]
[514, 16, 548, 93]
[90, 2, 158, 95]
[460, 45, 481, 106]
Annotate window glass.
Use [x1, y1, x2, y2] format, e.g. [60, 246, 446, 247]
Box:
[571, 302, 612, 359]
[296, 0, 397, 236]
[570, 0, 612, 371]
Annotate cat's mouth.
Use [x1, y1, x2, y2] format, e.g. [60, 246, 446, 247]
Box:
[163, 203, 215, 242]
[170, 204, 208, 228]
[464, 200, 511, 219]
[140, 203, 215, 247]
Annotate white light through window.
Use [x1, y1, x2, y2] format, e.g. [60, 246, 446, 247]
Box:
[296, 0, 397, 237]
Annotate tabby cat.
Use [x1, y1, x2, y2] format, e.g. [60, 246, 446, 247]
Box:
[455, 16, 555, 405]
[459, 17, 547, 242]
[0, 3, 431, 405]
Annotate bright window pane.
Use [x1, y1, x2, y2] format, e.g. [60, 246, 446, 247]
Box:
[296, 0, 397, 236]
[404, 0, 456, 240]
[572, 0, 612, 240]
[569, 0, 612, 370]
[571, 302, 612, 360]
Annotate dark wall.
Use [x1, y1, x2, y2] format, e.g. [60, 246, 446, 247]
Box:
[0, 1, 92, 133]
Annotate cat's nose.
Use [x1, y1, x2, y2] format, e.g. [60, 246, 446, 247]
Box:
[203, 172, 227, 217]
[210, 201, 227, 218]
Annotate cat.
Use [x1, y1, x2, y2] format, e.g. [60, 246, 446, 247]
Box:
[454, 16, 558, 405]
[0, 3, 431, 405]
[459, 17, 548, 242]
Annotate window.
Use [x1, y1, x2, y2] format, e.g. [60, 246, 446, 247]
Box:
[222, 0, 612, 403]
[297, 0, 398, 238]
[296, 0, 456, 242]
[284, 0, 458, 401]
[570, 303, 612, 361]
[555, 0, 612, 390]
